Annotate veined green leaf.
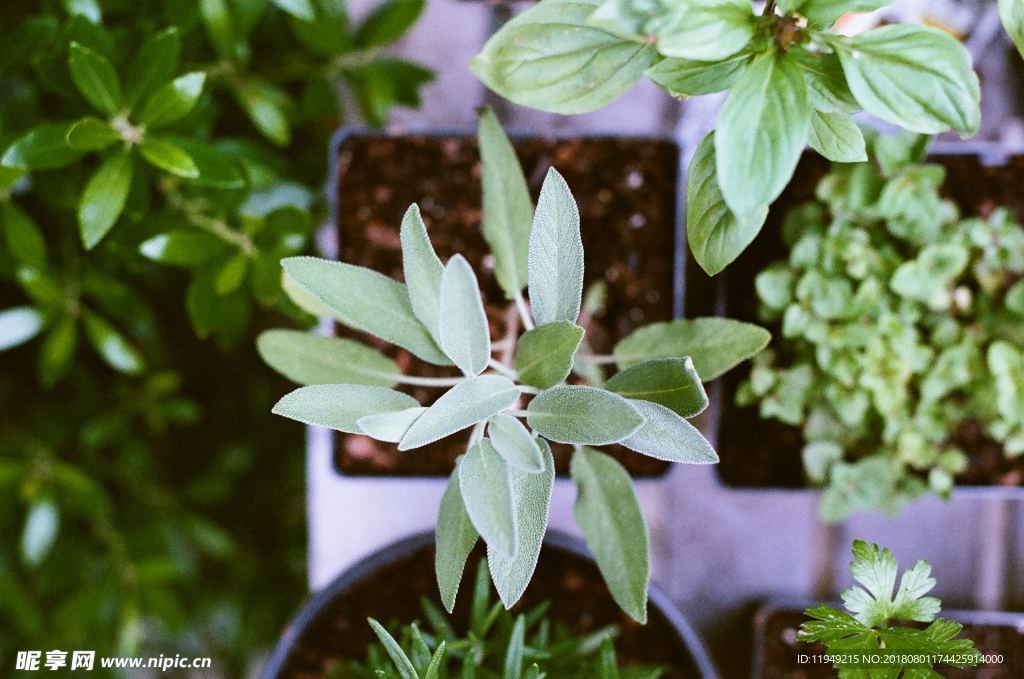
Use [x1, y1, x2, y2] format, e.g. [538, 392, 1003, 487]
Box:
[459, 439, 518, 557]
[1001, 0, 1024, 60]
[716, 51, 809, 216]
[514, 320, 584, 389]
[0, 307, 46, 352]
[686, 132, 768, 276]
[488, 412, 545, 473]
[833, 25, 980, 136]
[66, 117, 121, 151]
[281, 257, 449, 365]
[356, 407, 426, 442]
[614, 318, 770, 380]
[436, 468, 479, 613]
[79, 149, 134, 249]
[571, 447, 649, 623]
[2, 123, 85, 170]
[272, 384, 419, 433]
[605, 357, 708, 417]
[124, 27, 181, 108]
[368, 618, 419, 679]
[620, 399, 717, 464]
[471, 0, 656, 114]
[439, 255, 490, 376]
[139, 136, 199, 178]
[68, 42, 122, 116]
[257, 329, 400, 386]
[656, 0, 755, 62]
[807, 110, 867, 163]
[399, 375, 519, 450]
[527, 385, 644, 445]
[488, 440, 554, 608]
[137, 72, 206, 128]
[400, 204, 443, 339]
[479, 107, 532, 299]
[81, 311, 145, 375]
[646, 53, 750, 97]
[795, 51, 859, 113]
[528, 169, 584, 326]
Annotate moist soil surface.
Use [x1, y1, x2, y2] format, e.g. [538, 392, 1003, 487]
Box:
[274, 542, 701, 678]
[332, 133, 679, 477]
[685, 153, 1024, 489]
[755, 606, 1024, 678]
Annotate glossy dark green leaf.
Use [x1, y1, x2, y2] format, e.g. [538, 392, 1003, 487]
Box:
[39, 316, 78, 387]
[137, 72, 206, 128]
[1, 203, 47, 267]
[163, 136, 246, 189]
[233, 80, 292, 146]
[138, 230, 226, 267]
[68, 42, 123, 116]
[0, 307, 46, 352]
[79, 149, 134, 249]
[66, 117, 122, 151]
[82, 311, 146, 375]
[124, 27, 182, 108]
[139, 136, 199, 178]
[21, 498, 60, 566]
[200, 0, 238, 60]
[0, 16, 58, 77]
[272, 0, 316, 20]
[2, 123, 85, 170]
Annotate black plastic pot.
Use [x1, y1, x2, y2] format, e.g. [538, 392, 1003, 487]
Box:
[261, 531, 720, 678]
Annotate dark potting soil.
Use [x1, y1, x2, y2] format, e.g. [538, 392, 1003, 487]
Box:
[332, 133, 679, 477]
[687, 153, 1024, 489]
[755, 606, 1024, 678]
[274, 543, 700, 678]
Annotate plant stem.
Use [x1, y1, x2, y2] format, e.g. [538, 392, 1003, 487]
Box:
[505, 409, 530, 418]
[467, 421, 485, 447]
[513, 291, 535, 331]
[763, 0, 777, 16]
[488, 358, 518, 380]
[574, 354, 621, 365]
[517, 385, 539, 395]
[394, 374, 465, 387]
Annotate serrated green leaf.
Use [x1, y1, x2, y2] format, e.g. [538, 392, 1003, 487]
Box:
[459, 439, 518, 557]
[82, 311, 145, 375]
[833, 25, 980, 136]
[66, 117, 122, 151]
[716, 51, 809, 216]
[436, 468, 479, 613]
[139, 230, 226, 267]
[528, 169, 584, 326]
[257, 329, 400, 386]
[355, 0, 424, 48]
[620, 399, 717, 464]
[281, 257, 449, 365]
[124, 27, 181, 108]
[605, 357, 708, 417]
[0, 307, 46, 352]
[479, 107, 532, 299]
[646, 53, 750, 97]
[471, 0, 656, 114]
[571, 447, 648, 623]
[400, 204, 443, 339]
[137, 72, 206, 128]
[1001, 0, 1024, 59]
[21, 498, 59, 566]
[686, 132, 768, 276]
[841, 540, 940, 627]
[439, 255, 490, 376]
[2, 123, 85, 170]
[488, 440, 554, 608]
[614, 318, 770, 380]
[139, 136, 199, 178]
[488, 412, 545, 473]
[807, 110, 867, 163]
[79, 149, 134, 249]
[656, 0, 754, 62]
[1, 203, 47, 268]
[68, 42, 122, 116]
[357, 407, 426, 442]
[368, 618, 419, 679]
[527, 385, 644, 445]
[399, 375, 519, 450]
[272, 384, 419, 433]
[514, 320, 584, 389]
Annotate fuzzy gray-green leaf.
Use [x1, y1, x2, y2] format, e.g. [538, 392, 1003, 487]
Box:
[571, 446, 649, 623]
[272, 384, 419, 433]
[528, 169, 584, 326]
[620, 399, 718, 464]
[488, 412, 545, 473]
[399, 375, 519, 450]
[514, 320, 584, 389]
[605, 357, 708, 418]
[400, 204, 443, 339]
[527, 385, 644, 445]
[257, 329, 400, 386]
[439, 255, 490, 376]
[436, 467, 479, 613]
[459, 439, 518, 558]
[281, 257, 449, 365]
[356, 407, 426, 442]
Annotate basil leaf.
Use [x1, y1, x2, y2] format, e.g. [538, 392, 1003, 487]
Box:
[514, 320, 584, 390]
[620, 399, 718, 463]
[139, 136, 199, 178]
[272, 384, 420, 433]
[795, 51, 859, 114]
[606, 357, 708, 418]
[438, 255, 490, 377]
[256, 329, 400, 386]
[137, 72, 206, 128]
[528, 169, 584, 326]
[656, 0, 755, 62]
[400, 203, 443, 340]
[797, 0, 890, 28]
[646, 53, 750, 97]
[399, 376, 520, 450]
[68, 42, 122, 116]
[807, 110, 867, 163]
[436, 467, 479, 613]
[79, 149, 134, 249]
[459, 439, 518, 558]
[66, 117, 121, 151]
[527, 385, 644, 445]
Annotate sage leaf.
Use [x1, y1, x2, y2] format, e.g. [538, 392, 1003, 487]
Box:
[68, 42, 122, 116]
[716, 52, 809, 216]
[272, 384, 419, 433]
[124, 27, 181, 108]
[399, 375, 519, 450]
[605, 357, 708, 418]
[139, 136, 199, 178]
[81, 311, 145, 375]
[646, 53, 750, 97]
[656, 0, 755, 62]
[571, 447, 649, 623]
[488, 412, 545, 473]
[1001, 0, 1024, 60]
[686, 132, 768, 276]
[436, 467, 479, 613]
[488, 440, 554, 608]
[281, 257, 449, 365]
[479, 107, 532, 299]
[514, 320, 584, 389]
[0, 307, 45, 352]
[459, 439, 518, 558]
[79, 148, 134, 249]
[257, 329, 400, 386]
[66, 117, 121, 151]
[400, 204, 443, 339]
[357, 407, 426, 442]
[438, 255, 490, 376]
[528, 169, 584, 326]
[137, 72, 206, 128]
[527, 385, 644, 445]
[368, 618, 419, 679]
[807, 110, 867, 163]
[833, 25, 980, 136]
[2, 123, 85, 170]
[471, 0, 656, 114]
[281, 271, 334, 317]
[620, 399, 718, 464]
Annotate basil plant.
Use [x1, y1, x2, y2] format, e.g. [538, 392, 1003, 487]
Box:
[472, 0, 981, 276]
[259, 110, 769, 622]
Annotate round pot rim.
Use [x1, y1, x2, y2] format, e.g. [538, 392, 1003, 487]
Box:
[260, 530, 719, 679]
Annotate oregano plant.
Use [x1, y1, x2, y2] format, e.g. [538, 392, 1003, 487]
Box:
[471, 0, 981, 275]
[260, 110, 770, 622]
